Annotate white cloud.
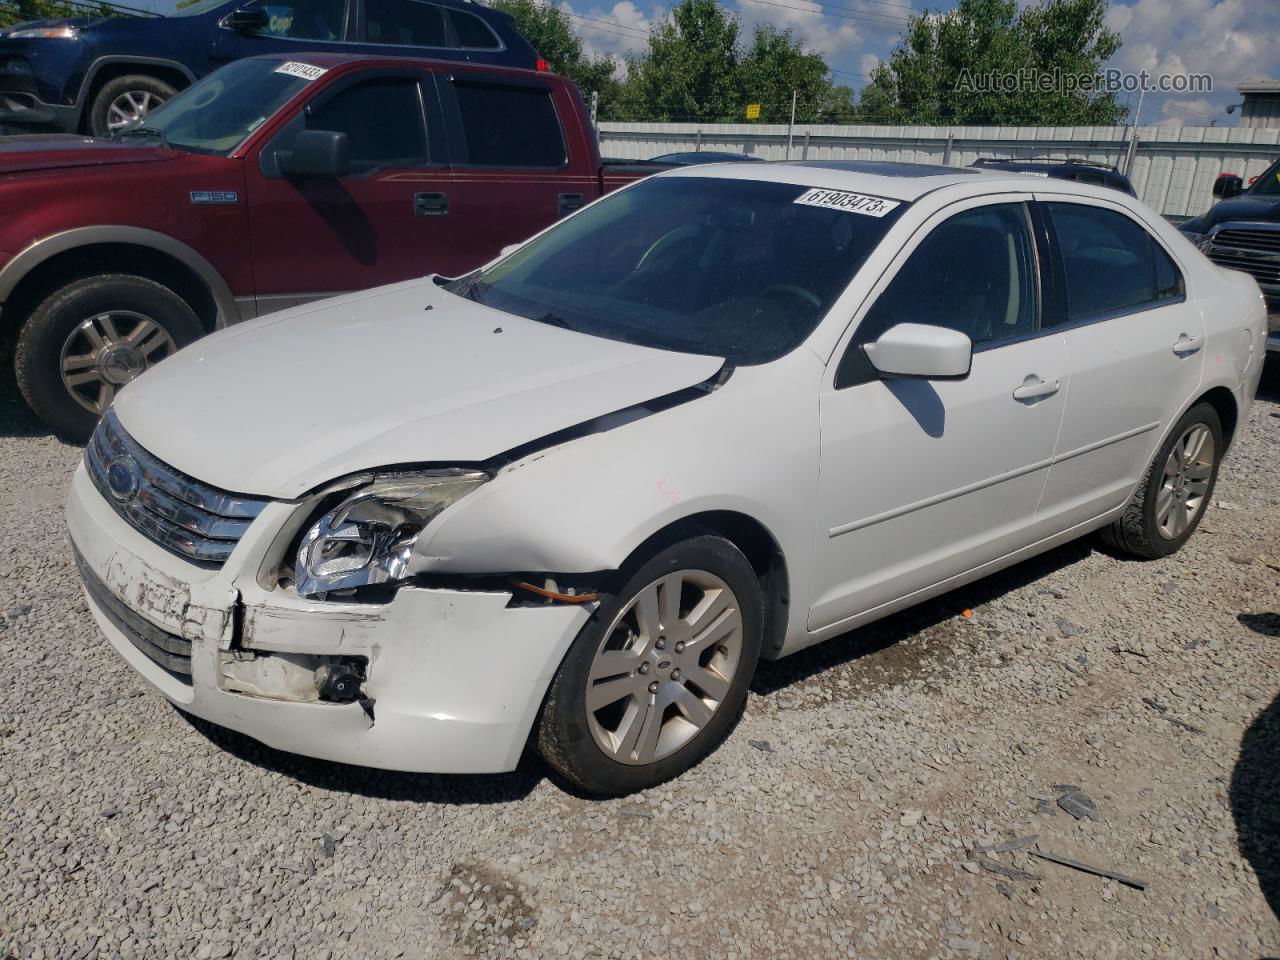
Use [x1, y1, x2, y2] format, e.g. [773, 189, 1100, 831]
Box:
[1104, 0, 1280, 124]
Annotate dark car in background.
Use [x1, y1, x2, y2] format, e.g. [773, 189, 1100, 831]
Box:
[1180, 156, 1280, 350]
[971, 157, 1137, 196]
[648, 150, 764, 166]
[0, 0, 538, 137]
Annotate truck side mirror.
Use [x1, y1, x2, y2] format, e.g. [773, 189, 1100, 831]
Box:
[1213, 174, 1243, 199]
[277, 130, 350, 179]
[221, 7, 268, 32]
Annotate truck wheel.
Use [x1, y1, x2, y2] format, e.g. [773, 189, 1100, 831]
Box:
[88, 74, 176, 137]
[537, 534, 763, 796]
[14, 275, 203, 443]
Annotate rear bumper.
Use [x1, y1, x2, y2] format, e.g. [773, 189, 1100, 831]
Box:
[66, 463, 593, 774]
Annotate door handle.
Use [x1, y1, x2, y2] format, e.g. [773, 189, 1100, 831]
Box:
[1172, 334, 1203, 357]
[414, 192, 448, 216]
[1012, 374, 1060, 402]
[558, 192, 585, 216]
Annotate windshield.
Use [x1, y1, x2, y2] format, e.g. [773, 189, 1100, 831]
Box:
[170, 0, 231, 15]
[116, 58, 316, 155]
[449, 176, 907, 364]
[1249, 158, 1280, 196]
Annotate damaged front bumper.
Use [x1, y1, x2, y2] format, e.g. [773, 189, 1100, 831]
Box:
[66, 463, 593, 774]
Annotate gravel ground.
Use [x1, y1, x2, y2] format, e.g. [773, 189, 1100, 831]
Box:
[2, 369, 1279, 960]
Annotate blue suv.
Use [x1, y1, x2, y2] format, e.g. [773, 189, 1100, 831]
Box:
[0, 0, 539, 137]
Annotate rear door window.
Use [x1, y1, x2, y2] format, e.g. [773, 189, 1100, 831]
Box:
[364, 0, 449, 46]
[306, 76, 430, 174]
[451, 81, 566, 167]
[1046, 203, 1183, 324]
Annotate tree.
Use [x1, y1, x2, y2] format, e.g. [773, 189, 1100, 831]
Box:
[613, 0, 846, 124]
[862, 0, 1126, 125]
[738, 24, 836, 123]
[490, 0, 621, 117]
[615, 0, 741, 123]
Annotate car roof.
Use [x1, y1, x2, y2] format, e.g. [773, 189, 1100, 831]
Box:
[656, 159, 1046, 202]
[653, 159, 1156, 212]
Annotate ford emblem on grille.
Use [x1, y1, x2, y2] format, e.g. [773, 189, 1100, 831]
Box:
[105, 457, 142, 503]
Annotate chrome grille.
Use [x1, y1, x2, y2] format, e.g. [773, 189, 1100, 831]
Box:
[1207, 228, 1280, 288]
[85, 410, 270, 565]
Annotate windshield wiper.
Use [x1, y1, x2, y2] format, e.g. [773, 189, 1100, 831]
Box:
[448, 273, 488, 304]
[116, 125, 170, 149]
[531, 312, 573, 330]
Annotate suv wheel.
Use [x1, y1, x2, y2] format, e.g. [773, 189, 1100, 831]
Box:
[1100, 402, 1224, 559]
[88, 74, 176, 138]
[14, 274, 204, 442]
[537, 534, 763, 795]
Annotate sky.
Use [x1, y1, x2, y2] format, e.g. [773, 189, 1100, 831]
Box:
[144, 0, 1278, 126]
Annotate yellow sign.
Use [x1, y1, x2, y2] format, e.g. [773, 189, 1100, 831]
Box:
[745, 103, 761, 120]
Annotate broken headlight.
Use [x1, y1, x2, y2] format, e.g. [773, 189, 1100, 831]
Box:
[295, 470, 488, 598]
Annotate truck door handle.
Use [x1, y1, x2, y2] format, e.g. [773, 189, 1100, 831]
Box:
[1012, 374, 1060, 403]
[1172, 334, 1203, 357]
[414, 192, 448, 216]
[558, 192, 585, 216]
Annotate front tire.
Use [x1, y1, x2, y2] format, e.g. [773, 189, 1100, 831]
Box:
[537, 534, 763, 795]
[1100, 402, 1223, 559]
[88, 74, 176, 138]
[14, 274, 203, 443]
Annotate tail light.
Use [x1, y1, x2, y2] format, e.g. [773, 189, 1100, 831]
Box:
[536, 58, 550, 71]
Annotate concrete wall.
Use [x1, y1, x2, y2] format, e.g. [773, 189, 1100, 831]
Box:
[597, 122, 1280, 219]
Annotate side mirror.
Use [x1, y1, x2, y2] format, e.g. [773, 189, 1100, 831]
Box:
[221, 7, 268, 32]
[864, 323, 972, 380]
[1213, 174, 1243, 199]
[277, 129, 350, 178]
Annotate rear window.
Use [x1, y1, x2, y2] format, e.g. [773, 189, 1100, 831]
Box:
[449, 8, 501, 49]
[453, 82, 565, 167]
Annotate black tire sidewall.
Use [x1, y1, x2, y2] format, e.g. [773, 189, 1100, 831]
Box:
[88, 75, 176, 138]
[15, 275, 204, 443]
[539, 534, 764, 796]
[1139, 402, 1223, 557]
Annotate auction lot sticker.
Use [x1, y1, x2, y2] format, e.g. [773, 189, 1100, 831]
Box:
[794, 188, 900, 217]
[275, 62, 328, 81]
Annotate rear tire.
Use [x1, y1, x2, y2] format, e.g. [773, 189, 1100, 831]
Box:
[1100, 402, 1223, 559]
[14, 274, 203, 443]
[537, 534, 763, 796]
[87, 74, 176, 138]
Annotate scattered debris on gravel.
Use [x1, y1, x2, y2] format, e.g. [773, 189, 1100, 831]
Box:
[2, 369, 1279, 959]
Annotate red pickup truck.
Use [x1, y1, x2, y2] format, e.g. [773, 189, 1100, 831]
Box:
[0, 52, 656, 440]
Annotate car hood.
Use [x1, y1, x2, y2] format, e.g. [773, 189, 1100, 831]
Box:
[1185, 194, 1280, 232]
[0, 134, 175, 176]
[113, 279, 726, 500]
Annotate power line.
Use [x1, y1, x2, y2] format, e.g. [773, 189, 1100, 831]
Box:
[738, 0, 909, 28]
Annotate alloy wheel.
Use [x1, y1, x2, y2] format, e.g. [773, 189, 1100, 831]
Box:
[585, 569, 743, 766]
[59, 311, 177, 414]
[1156, 423, 1215, 540]
[107, 90, 162, 132]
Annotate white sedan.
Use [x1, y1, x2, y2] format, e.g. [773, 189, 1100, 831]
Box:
[67, 162, 1267, 795]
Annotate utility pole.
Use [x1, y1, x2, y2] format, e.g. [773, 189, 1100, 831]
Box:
[786, 89, 797, 160]
[1123, 86, 1145, 177]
